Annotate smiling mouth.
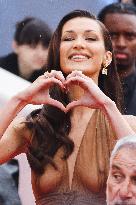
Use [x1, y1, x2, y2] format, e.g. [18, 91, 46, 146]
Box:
[69, 54, 90, 62]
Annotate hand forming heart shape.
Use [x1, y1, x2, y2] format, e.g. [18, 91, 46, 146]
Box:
[18, 70, 108, 113]
[42, 70, 107, 113]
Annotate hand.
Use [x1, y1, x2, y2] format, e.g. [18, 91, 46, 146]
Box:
[65, 71, 111, 112]
[16, 70, 66, 112]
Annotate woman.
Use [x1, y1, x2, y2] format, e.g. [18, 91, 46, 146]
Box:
[0, 10, 136, 205]
[0, 16, 52, 82]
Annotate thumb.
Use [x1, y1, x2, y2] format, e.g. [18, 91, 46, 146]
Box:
[65, 100, 82, 112]
[48, 98, 66, 112]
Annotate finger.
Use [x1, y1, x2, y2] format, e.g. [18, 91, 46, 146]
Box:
[66, 70, 84, 80]
[38, 76, 65, 89]
[48, 70, 65, 82]
[30, 77, 65, 94]
[65, 76, 89, 90]
[65, 100, 82, 112]
[55, 72, 65, 82]
[48, 98, 66, 112]
[44, 71, 50, 78]
[47, 77, 65, 90]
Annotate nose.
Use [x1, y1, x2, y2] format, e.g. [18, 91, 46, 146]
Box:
[115, 35, 127, 49]
[73, 37, 85, 50]
[119, 180, 133, 200]
[37, 47, 47, 58]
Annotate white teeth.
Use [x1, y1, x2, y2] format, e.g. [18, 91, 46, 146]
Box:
[71, 55, 88, 60]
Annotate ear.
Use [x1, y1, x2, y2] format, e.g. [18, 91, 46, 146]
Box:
[103, 51, 112, 67]
[12, 40, 19, 54]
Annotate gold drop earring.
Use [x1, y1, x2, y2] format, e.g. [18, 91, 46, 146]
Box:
[102, 62, 108, 75]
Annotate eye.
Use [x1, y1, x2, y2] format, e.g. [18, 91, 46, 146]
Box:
[125, 33, 136, 41]
[110, 33, 118, 40]
[61, 37, 75, 41]
[112, 173, 123, 183]
[85, 37, 97, 41]
[132, 176, 136, 185]
[85, 34, 97, 41]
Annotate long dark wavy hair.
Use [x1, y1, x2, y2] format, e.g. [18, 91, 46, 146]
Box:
[26, 10, 123, 175]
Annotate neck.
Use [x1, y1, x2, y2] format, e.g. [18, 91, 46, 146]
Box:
[118, 64, 135, 79]
[69, 83, 83, 98]
[69, 73, 98, 101]
[69, 85, 85, 112]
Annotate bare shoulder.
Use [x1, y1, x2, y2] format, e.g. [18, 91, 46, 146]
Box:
[123, 115, 136, 132]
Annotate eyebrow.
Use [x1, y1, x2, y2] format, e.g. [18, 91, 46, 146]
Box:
[110, 31, 136, 35]
[63, 30, 97, 33]
[112, 164, 136, 174]
[111, 164, 121, 171]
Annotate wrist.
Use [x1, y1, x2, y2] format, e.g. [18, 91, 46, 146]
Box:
[101, 97, 117, 116]
[10, 95, 28, 110]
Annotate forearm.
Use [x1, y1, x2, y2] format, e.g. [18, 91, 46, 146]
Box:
[0, 95, 27, 136]
[102, 99, 135, 139]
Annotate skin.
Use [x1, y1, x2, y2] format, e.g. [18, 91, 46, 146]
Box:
[13, 41, 48, 79]
[120, 0, 133, 3]
[107, 147, 136, 205]
[0, 17, 135, 201]
[60, 17, 112, 84]
[103, 13, 136, 78]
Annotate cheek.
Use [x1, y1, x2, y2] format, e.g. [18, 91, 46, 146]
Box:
[19, 49, 32, 59]
[130, 43, 136, 54]
[106, 176, 119, 201]
[111, 40, 116, 48]
[26, 52, 36, 63]
[92, 45, 106, 60]
[24, 53, 32, 61]
[107, 180, 119, 201]
[42, 50, 48, 59]
[60, 46, 67, 67]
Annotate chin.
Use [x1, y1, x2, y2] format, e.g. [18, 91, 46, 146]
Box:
[65, 67, 92, 74]
[116, 60, 130, 67]
[32, 66, 44, 71]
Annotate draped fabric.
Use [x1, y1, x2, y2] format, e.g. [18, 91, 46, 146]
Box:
[35, 191, 106, 205]
[34, 109, 117, 205]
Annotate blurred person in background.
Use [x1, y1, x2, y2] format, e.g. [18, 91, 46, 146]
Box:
[0, 159, 21, 205]
[107, 135, 136, 205]
[0, 16, 52, 82]
[98, 3, 136, 115]
[119, 0, 136, 6]
[119, 0, 133, 3]
[0, 16, 52, 205]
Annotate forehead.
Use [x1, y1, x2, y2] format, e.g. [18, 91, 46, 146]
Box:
[104, 13, 136, 32]
[61, 17, 102, 35]
[111, 147, 136, 170]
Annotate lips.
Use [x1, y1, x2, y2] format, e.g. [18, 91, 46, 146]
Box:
[115, 52, 128, 60]
[68, 53, 90, 62]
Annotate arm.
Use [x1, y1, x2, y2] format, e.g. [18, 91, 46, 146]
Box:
[65, 71, 135, 139]
[0, 71, 65, 163]
[0, 72, 65, 137]
[101, 99, 135, 138]
[0, 96, 27, 137]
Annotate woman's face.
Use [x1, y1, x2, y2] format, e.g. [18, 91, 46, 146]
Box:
[60, 17, 111, 80]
